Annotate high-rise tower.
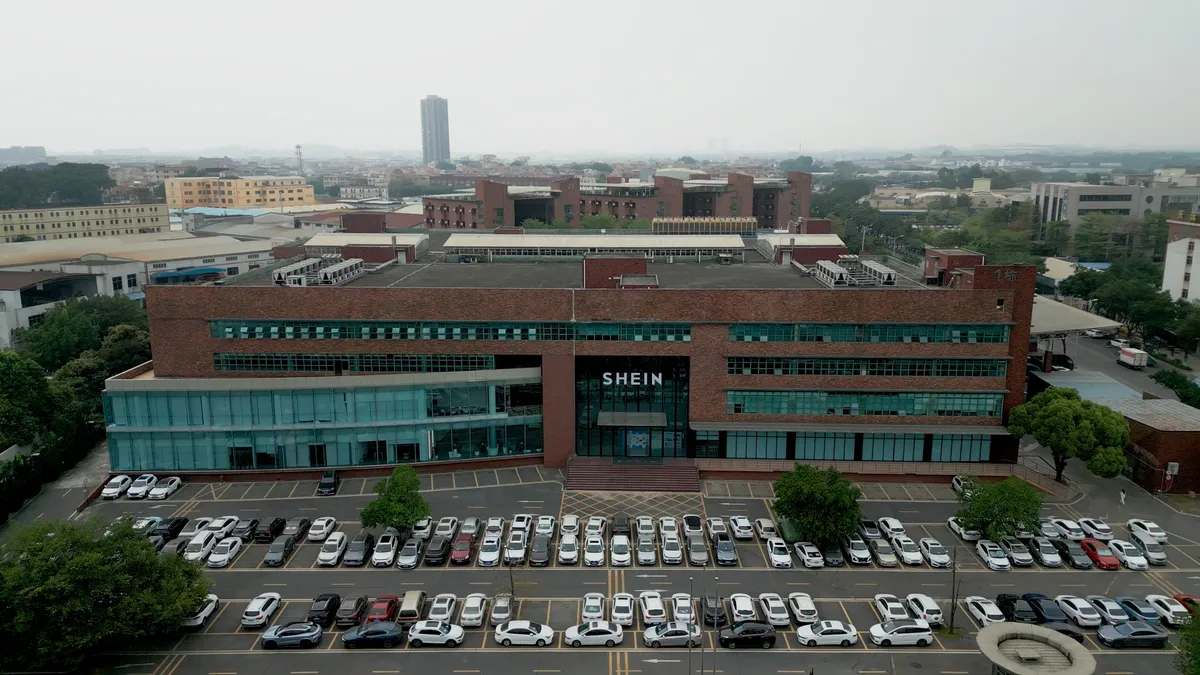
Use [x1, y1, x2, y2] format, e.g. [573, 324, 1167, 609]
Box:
[420, 95, 451, 165]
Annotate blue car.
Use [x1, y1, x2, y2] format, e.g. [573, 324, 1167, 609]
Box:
[342, 621, 405, 648]
[261, 622, 323, 649]
[1116, 597, 1161, 625]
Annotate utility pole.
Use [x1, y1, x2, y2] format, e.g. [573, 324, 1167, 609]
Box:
[947, 545, 961, 632]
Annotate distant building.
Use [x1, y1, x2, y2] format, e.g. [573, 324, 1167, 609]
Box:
[1032, 181, 1200, 234]
[0, 271, 112, 348]
[0, 146, 47, 166]
[164, 175, 316, 210]
[339, 186, 388, 200]
[0, 204, 168, 243]
[420, 95, 451, 165]
[1161, 215, 1200, 300]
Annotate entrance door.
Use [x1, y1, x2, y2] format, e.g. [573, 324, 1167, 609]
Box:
[623, 428, 651, 457]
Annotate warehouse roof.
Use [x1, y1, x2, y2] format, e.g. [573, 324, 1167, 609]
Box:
[442, 234, 746, 250]
[304, 233, 429, 248]
[757, 233, 847, 248]
[1094, 398, 1200, 432]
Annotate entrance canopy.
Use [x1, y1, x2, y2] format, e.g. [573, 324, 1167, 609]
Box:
[598, 412, 667, 428]
[1030, 295, 1120, 337]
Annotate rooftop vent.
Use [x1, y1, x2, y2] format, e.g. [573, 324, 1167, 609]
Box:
[1015, 648, 1042, 663]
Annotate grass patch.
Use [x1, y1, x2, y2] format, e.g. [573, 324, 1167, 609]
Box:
[938, 625, 969, 639]
[1148, 350, 1193, 371]
[1161, 492, 1200, 516]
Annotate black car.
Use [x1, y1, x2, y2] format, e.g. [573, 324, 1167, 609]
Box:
[1041, 622, 1086, 644]
[151, 517, 188, 541]
[713, 533, 738, 566]
[341, 621, 404, 648]
[424, 536, 450, 565]
[703, 595, 727, 626]
[283, 517, 311, 539]
[343, 531, 375, 566]
[335, 595, 369, 627]
[1022, 593, 1069, 624]
[307, 593, 341, 626]
[611, 514, 631, 536]
[996, 594, 1038, 624]
[263, 534, 296, 566]
[254, 517, 286, 543]
[317, 469, 340, 496]
[233, 518, 259, 542]
[1049, 539, 1092, 569]
[529, 534, 552, 567]
[718, 621, 776, 649]
[161, 538, 189, 556]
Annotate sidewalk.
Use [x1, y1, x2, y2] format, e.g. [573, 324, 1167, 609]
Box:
[0, 441, 111, 538]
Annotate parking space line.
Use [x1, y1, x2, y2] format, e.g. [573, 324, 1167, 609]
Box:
[922, 484, 938, 500]
[900, 484, 915, 500]
[288, 483, 300, 499]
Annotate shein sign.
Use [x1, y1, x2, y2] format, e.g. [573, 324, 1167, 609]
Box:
[602, 372, 663, 386]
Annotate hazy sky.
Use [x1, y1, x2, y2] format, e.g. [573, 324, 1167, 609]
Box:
[3, 0, 1198, 157]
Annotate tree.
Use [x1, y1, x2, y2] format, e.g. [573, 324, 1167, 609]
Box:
[1073, 213, 1125, 261]
[954, 477, 1042, 541]
[1176, 603, 1200, 675]
[0, 352, 54, 447]
[832, 161, 860, 178]
[1086, 446, 1127, 479]
[435, 161, 456, 171]
[0, 163, 115, 209]
[0, 519, 208, 669]
[771, 464, 862, 548]
[10, 234, 34, 242]
[1006, 388, 1129, 482]
[13, 295, 147, 371]
[327, 185, 340, 198]
[520, 218, 549, 229]
[359, 466, 430, 531]
[1057, 268, 1107, 299]
[96, 324, 152, 373]
[677, 156, 697, 165]
[1151, 370, 1200, 408]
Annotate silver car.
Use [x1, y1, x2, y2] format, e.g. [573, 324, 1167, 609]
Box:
[869, 538, 898, 567]
[685, 535, 709, 566]
[490, 593, 514, 626]
[643, 621, 701, 648]
[261, 621, 323, 649]
[396, 537, 423, 569]
[636, 536, 657, 565]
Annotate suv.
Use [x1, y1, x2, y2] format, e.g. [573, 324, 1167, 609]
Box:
[424, 536, 450, 565]
[343, 531, 376, 566]
[611, 514, 631, 536]
[307, 593, 341, 626]
[317, 469, 340, 495]
[253, 517, 286, 544]
[151, 517, 188, 541]
[702, 595, 727, 626]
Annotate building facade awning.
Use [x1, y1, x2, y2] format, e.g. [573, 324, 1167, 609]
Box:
[690, 421, 1010, 436]
[598, 412, 668, 427]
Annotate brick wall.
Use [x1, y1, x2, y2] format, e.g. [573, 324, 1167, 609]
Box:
[340, 245, 397, 264]
[582, 256, 647, 289]
[788, 245, 850, 264]
[342, 212, 386, 233]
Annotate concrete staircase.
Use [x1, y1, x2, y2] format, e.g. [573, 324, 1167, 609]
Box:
[565, 457, 701, 492]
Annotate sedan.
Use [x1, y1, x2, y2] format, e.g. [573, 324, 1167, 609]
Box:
[261, 622, 322, 649]
[132, 516, 163, 537]
[317, 532, 347, 566]
[364, 595, 398, 624]
[459, 594, 488, 627]
[1116, 596, 1161, 625]
[307, 517, 337, 541]
[126, 474, 158, 499]
[729, 593, 757, 623]
[870, 538, 898, 567]
[484, 517, 504, 537]
[208, 516, 239, 538]
[341, 622, 404, 649]
[706, 517, 727, 540]
[494, 620, 554, 647]
[101, 475, 132, 499]
[282, 517, 310, 539]
[1147, 595, 1192, 628]
[635, 516, 655, 539]
[685, 535, 709, 566]
[1050, 538, 1092, 569]
[1038, 517, 1059, 539]
[643, 621, 701, 648]
[434, 516, 459, 539]
[682, 514, 703, 538]
[797, 620, 858, 647]
[766, 537, 792, 568]
[179, 517, 213, 540]
[586, 516, 607, 538]
[583, 536, 606, 567]
[427, 593, 457, 622]
[478, 534, 502, 567]
[535, 515, 556, 538]
[702, 594, 727, 627]
[397, 537, 423, 569]
[560, 515, 579, 537]
[610, 535, 632, 566]
[892, 535, 922, 566]
[1098, 621, 1170, 649]
[976, 540, 1011, 570]
[638, 535, 659, 565]
[857, 520, 882, 540]
[503, 532, 527, 566]
[671, 593, 694, 623]
[947, 517, 981, 541]
[1128, 518, 1169, 544]
[412, 518, 433, 539]
[206, 537, 242, 568]
[719, 620, 776, 649]
[232, 518, 259, 542]
[1079, 539, 1120, 570]
[729, 516, 754, 539]
[582, 593, 606, 622]
[490, 594, 514, 626]
[263, 535, 296, 566]
[795, 541, 824, 568]
[1056, 595, 1103, 627]
[148, 476, 182, 500]
[1029, 536, 1062, 567]
[1131, 534, 1168, 566]
[965, 596, 1005, 626]
[151, 517, 188, 541]
[877, 517, 905, 538]
[1079, 517, 1114, 541]
[869, 619, 932, 647]
[919, 538, 950, 567]
[822, 546, 845, 567]
[408, 620, 464, 648]
[566, 621, 623, 648]
[242, 592, 283, 628]
[529, 534, 552, 567]
[1109, 540, 1149, 570]
[181, 594, 219, 629]
[787, 592, 819, 624]
[558, 534, 579, 565]
[1022, 593, 1068, 624]
[999, 536, 1033, 566]
[1086, 595, 1130, 624]
[874, 594, 908, 622]
[758, 593, 790, 627]
[451, 533, 476, 565]
[1051, 518, 1085, 540]
[658, 517, 679, 541]
[612, 514, 631, 536]
[612, 593, 635, 626]
[662, 535, 684, 565]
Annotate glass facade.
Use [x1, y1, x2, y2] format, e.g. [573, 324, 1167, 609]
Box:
[726, 357, 1007, 378]
[210, 320, 691, 342]
[726, 390, 1005, 418]
[104, 379, 543, 471]
[932, 434, 991, 461]
[729, 323, 1010, 344]
[575, 356, 690, 457]
[214, 353, 497, 373]
[862, 433, 924, 461]
[690, 430, 994, 462]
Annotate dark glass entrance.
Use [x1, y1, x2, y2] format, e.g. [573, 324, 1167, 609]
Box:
[575, 356, 689, 457]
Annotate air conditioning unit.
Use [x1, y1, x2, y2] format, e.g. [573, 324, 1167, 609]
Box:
[1167, 462, 1180, 475]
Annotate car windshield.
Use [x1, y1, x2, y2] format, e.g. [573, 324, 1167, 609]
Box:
[586, 541, 602, 553]
[216, 541, 234, 553]
[613, 541, 629, 554]
[106, 478, 123, 487]
[901, 541, 918, 552]
[454, 541, 470, 551]
[1040, 543, 1056, 554]
[990, 549, 1006, 558]
[268, 542, 286, 553]
[561, 540, 575, 552]
[376, 541, 392, 553]
[927, 542, 946, 555]
[717, 540, 734, 551]
[482, 540, 499, 552]
[1095, 546, 1113, 556]
[321, 540, 340, 552]
[850, 540, 867, 551]
[186, 539, 205, 552]
[690, 540, 705, 552]
[876, 541, 892, 552]
[1144, 542, 1164, 553]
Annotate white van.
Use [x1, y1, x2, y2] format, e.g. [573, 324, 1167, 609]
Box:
[183, 531, 218, 562]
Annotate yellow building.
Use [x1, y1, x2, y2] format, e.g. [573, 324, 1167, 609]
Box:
[164, 175, 316, 210]
[0, 204, 168, 243]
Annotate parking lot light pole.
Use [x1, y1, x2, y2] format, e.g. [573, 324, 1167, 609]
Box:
[688, 576, 694, 675]
[711, 575, 719, 675]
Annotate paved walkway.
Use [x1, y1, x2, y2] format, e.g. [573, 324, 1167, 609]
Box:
[0, 441, 111, 538]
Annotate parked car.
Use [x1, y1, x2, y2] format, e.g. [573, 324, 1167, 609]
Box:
[1115, 596, 1161, 625]
[754, 518, 778, 540]
[728, 516, 753, 539]
[870, 538, 898, 567]
[1028, 536, 1062, 567]
[126, 474, 159, 499]
[183, 531, 217, 563]
[207, 537, 242, 568]
[558, 534, 579, 565]
[459, 593, 488, 627]
[427, 594, 458, 622]
[478, 533, 502, 567]
[307, 593, 341, 626]
[996, 594, 1037, 624]
[1146, 595, 1192, 628]
[757, 593, 791, 627]
[282, 517, 310, 539]
[424, 535, 450, 565]
[367, 594, 399, 623]
[1097, 621, 1169, 649]
[1055, 595, 1103, 627]
[317, 532, 347, 566]
[638, 591, 668, 626]
[1051, 519, 1085, 540]
[397, 537, 423, 569]
[797, 620, 858, 647]
[869, 619, 932, 647]
[253, 517, 286, 543]
[261, 622, 323, 649]
[822, 545, 845, 567]
[1109, 540, 1149, 570]
[335, 596, 369, 627]
[843, 534, 872, 565]
[560, 515, 579, 537]
[612, 593, 636, 626]
[181, 594, 220, 629]
[1130, 533, 1168, 566]
[412, 518, 433, 539]
[565, 620, 623, 648]
[1087, 595, 1131, 625]
[1127, 519, 1168, 544]
[307, 516, 336, 541]
[504, 531, 528, 566]
[341, 621, 403, 648]
[857, 520, 881, 540]
[179, 517, 212, 541]
[905, 594, 943, 626]
[262, 535, 296, 566]
[787, 592, 819, 624]
[1050, 538, 1092, 569]
[148, 476, 183, 500]
[718, 621, 776, 649]
[919, 537, 951, 567]
[1079, 539, 1120, 570]
[1022, 593, 1069, 624]
[999, 536, 1033, 566]
[661, 535, 683, 565]
[316, 469, 339, 495]
[794, 541, 824, 568]
[101, 475, 132, 499]
[151, 517, 188, 542]
[490, 593, 514, 626]
[232, 518, 259, 542]
[637, 535, 659, 565]
[451, 533, 476, 565]
[947, 517, 981, 541]
[1079, 517, 1114, 541]
[643, 621, 701, 648]
[976, 540, 1011, 571]
[242, 592, 283, 628]
[892, 535, 922, 566]
[529, 534, 553, 567]
[965, 596, 1005, 625]
[702, 594, 726, 626]
[372, 529, 401, 567]
[766, 537, 792, 568]
[407, 620, 465, 647]
[343, 531, 375, 566]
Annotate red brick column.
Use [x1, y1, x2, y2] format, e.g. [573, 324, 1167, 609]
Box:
[541, 353, 575, 467]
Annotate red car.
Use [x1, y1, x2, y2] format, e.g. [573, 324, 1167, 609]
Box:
[1175, 594, 1199, 612]
[1079, 538, 1119, 570]
[450, 533, 475, 565]
[367, 594, 399, 622]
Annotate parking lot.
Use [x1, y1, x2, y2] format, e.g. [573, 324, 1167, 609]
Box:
[79, 474, 1198, 675]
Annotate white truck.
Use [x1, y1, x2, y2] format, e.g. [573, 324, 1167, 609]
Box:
[1117, 347, 1149, 370]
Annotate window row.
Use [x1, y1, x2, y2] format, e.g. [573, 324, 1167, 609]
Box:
[729, 323, 1010, 344]
[691, 431, 993, 462]
[213, 353, 496, 373]
[445, 247, 742, 257]
[932, 434, 991, 462]
[725, 390, 1005, 417]
[211, 320, 692, 342]
[725, 357, 1007, 378]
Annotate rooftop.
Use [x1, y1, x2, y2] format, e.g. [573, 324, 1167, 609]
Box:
[929, 247, 984, 256]
[977, 622, 1095, 675]
[0, 270, 88, 291]
[757, 233, 846, 248]
[303, 233, 429, 248]
[442, 233, 746, 250]
[1031, 370, 1141, 402]
[1029, 295, 1121, 336]
[1094, 398, 1200, 432]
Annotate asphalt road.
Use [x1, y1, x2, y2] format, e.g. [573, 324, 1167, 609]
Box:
[1062, 333, 1179, 399]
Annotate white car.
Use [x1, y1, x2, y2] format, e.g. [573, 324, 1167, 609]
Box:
[754, 518, 778, 540]
[560, 515, 579, 537]
[585, 516, 607, 537]
[582, 593, 606, 622]
[950, 474, 973, 497]
[766, 537, 792, 568]
[583, 535, 606, 567]
[682, 514, 703, 538]
[729, 593, 756, 622]
[658, 517, 679, 541]
[976, 540, 1011, 571]
[1051, 518, 1085, 540]
[1131, 533, 1168, 565]
[317, 531, 347, 566]
[1038, 517, 1059, 539]
[101, 474, 132, 499]
[183, 531, 217, 562]
[965, 596, 1005, 626]
[307, 517, 336, 541]
[565, 620, 623, 648]
[797, 620, 857, 647]
[535, 515, 556, 538]
[434, 516, 459, 539]
[874, 594, 908, 622]
[892, 535, 922, 566]
[504, 531, 528, 565]
[794, 541, 824, 568]
[181, 594, 220, 629]
[905, 594, 942, 627]
[241, 592, 282, 627]
[1087, 595, 1129, 624]
[484, 517, 504, 537]
[636, 536, 657, 565]
[636, 516, 655, 539]
[919, 538, 950, 567]
[612, 593, 636, 626]
[408, 620, 465, 647]
[1128, 519, 1168, 544]
[372, 529, 400, 567]
[1055, 595, 1103, 627]
[610, 535, 632, 566]
[478, 533, 502, 567]
[638, 591, 667, 626]
[728, 516, 754, 540]
[412, 518, 433, 539]
[558, 533, 579, 565]
[495, 619, 555, 647]
[427, 594, 458, 622]
[661, 535, 683, 565]
[179, 517, 212, 540]
[999, 536, 1033, 566]
[491, 594, 514, 625]
[671, 593, 694, 623]
[947, 517, 981, 541]
[206, 537, 242, 568]
[207, 515, 239, 538]
[459, 593, 488, 627]
[148, 476, 182, 500]
[877, 517, 905, 538]
[787, 592, 819, 624]
[1079, 517, 1114, 541]
[512, 515, 535, 535]
[1109, 540, 1149, 570]
[126, 474, 158, 499]
[1147, 595, 1192, 628]
[843, 535, 872, 565]
[869, 619, 932, 647]
[758, 593, 791, 627]
[705, 517, 727, 540]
